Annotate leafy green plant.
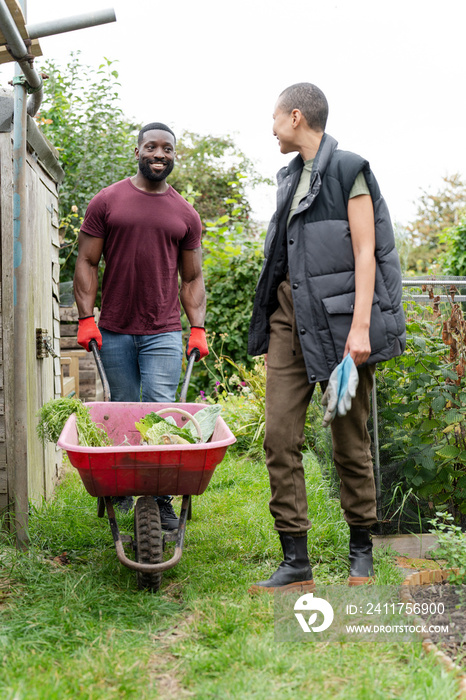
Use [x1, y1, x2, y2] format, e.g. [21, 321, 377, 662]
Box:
[201, 172, 251, 266]
[134, 406, 221, 444]
[184, 243, 265, 399]
[169, 132, 271, 228]
[215, 357, 267, 457]
[380, 483, 423, 534]
[405, 173, 466, 273]
[377, 292, 466, 526]
[37, 53, 138, 291]
[200, 349, 328, 461]
[430, 511, 466, 586]
[135, 413, 196, 445]
[37, 398, 112, 447]
[204, 247, 263, 360]
[439, 217, 466, 275]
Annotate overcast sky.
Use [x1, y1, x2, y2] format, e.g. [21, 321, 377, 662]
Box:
[2, 0, 466, 226]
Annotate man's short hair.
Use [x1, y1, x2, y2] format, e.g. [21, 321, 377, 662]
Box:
[278, 83, 328, 132]
[138, 122, 176, 145]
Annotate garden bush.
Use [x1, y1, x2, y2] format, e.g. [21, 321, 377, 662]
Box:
[429, 511, 466, 585]
[193, 283, 466, 532]
[184, 242, 265, 399]
[205, 247, 263, 362]
[202, 351, 328, 462]
[376, 288, 466, 528]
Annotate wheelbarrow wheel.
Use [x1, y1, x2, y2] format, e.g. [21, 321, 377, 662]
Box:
[134, 496, 163, 592]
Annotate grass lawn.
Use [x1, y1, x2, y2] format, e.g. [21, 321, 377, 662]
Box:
[0, 450, 461, 699]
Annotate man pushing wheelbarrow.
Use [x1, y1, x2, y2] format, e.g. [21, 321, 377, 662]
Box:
[73, 121, 209, 528]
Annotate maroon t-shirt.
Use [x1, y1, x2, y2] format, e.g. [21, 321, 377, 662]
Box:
[81, 178, 202, 334]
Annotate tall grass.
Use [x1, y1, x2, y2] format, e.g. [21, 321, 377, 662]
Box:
[0, 453, 461, 699]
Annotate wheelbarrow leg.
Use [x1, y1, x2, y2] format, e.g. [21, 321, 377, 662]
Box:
[97, 497, 106, 518]
[104, 495, 191, 585]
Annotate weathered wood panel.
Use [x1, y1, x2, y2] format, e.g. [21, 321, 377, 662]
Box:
[0, 109, 64, 526]
[0, 132, 14, 518]
[26, 161, 45, 501]
[0, 442, 6, 497]
[25, 154, 62, 504]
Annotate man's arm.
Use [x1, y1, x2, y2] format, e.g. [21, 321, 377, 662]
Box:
[345, 194, 376, 366]
[179, 247, 208, 360]
[179, 247, 206, 326]
[73, 231, 105, 350]
[74, 231, 104, 316]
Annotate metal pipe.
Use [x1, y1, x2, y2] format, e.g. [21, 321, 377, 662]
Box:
[90, 340, 111, 401]
[26, 9, 116, 39]
[0, 0, 43, 115]
[179, 350, 199, 402]
[403, 294, 466, 303]
[25, 90, 41, 117]
[372, 379, 382, 523]
[12, 35, 29, 550]
[402, 277, 466, 286]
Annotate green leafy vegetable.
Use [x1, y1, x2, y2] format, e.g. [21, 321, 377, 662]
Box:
[145, 423, 192, 445]
[37, 398, 112, 447]
[185, 405, 222, 442]
[135, 413, 196, 445]
[135, 406, 222, 445]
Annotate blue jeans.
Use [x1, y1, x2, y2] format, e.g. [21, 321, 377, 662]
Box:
[99, 329, 183, 402]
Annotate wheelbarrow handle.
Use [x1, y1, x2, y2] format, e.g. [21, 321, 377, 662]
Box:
[179, 349, 200, 403]
[89, 339, 112, 402]
[89, 340, 198, 404]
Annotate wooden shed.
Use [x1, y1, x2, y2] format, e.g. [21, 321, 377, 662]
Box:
[0, 90, 64, 535]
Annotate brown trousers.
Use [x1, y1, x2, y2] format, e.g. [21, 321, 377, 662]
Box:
[264, 278, 377, 534]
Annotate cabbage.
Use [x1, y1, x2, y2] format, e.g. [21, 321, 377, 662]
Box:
[135, 413, 196, 444]
[135, 406, 222, 445]
[145, 423, 191, 445]
[185, 405, 222, 442]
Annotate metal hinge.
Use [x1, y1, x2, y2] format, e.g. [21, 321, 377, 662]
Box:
[36, 328, 59, 359]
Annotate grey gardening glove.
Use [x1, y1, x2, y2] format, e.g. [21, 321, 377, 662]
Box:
[321, 354, 359, 428]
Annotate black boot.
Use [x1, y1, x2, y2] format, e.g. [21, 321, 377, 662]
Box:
[155, 497, 179, 531]
[249, 533, 315, 594]
[348, 526, 374, 586]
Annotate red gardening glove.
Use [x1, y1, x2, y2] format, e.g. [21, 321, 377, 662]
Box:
[187, 326, 209, 361]
[77, 316, 102, 351]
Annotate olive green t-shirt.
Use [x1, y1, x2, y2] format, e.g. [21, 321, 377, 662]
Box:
[287, 159, 370, 227]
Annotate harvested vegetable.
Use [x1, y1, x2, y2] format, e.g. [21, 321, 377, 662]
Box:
[135, 405, 222, 445]
[37, 398, 112, 447]
[184, 405, 222, 442]
[145, 420, 191, 445]
[135, 413, 196, 445]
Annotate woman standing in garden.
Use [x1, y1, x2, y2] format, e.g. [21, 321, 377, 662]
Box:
[248, 83, 406, 591]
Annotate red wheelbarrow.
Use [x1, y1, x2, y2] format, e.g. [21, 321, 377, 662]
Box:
[57, 344, 236, 591]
